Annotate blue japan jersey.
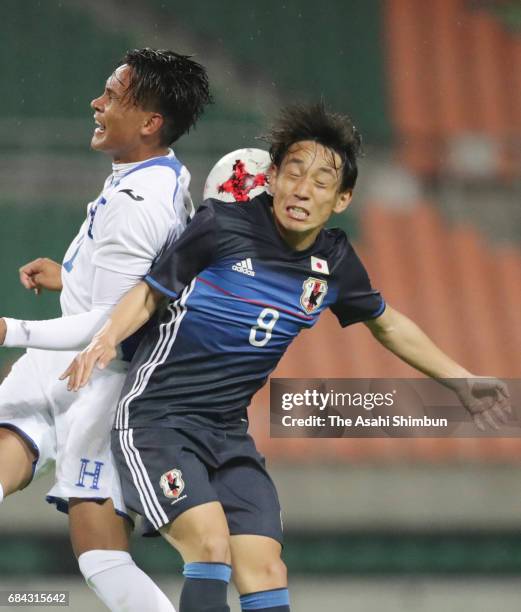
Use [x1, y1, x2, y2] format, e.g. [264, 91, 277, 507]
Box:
[115, 193, 385, 430]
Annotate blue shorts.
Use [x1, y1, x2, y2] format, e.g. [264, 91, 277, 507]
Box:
[111, 424, 283, 544]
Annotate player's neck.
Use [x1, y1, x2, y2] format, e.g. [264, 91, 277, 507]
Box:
[274, 219, 321, 252]
[112, 145, 170, 165]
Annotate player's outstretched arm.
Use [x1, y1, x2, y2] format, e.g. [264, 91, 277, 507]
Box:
[61, 280, 161, 391]
[365, 305, 511, 430]
[19, 257, 62, 294]
[365, 305, 472, 379]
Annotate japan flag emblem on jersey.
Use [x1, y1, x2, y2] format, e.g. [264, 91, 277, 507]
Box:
[300, 277, 328, 314]
[311, 256, 329, 275]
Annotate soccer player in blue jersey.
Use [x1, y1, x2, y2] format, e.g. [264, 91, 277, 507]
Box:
[64, 102, 510, 612]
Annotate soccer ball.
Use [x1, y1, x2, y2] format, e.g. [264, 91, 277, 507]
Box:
[203, 148, 271, 203]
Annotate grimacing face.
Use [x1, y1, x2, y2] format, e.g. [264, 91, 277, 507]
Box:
[90, 64, 162, 163]
[269, 141, 352, 250]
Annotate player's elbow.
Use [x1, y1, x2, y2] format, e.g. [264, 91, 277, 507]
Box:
[366, 305, 398, 338]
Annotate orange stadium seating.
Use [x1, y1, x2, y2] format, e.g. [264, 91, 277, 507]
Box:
[384, 0, 521, 179]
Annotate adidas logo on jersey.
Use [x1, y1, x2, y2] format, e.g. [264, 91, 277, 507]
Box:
[232, 258, 255, 276]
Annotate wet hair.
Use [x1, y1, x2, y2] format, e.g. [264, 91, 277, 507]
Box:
[265, 102, 362, 192]
[119, 47, 212, 145]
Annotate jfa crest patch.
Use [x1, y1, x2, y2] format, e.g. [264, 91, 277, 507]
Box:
[159, 468, 185, 500]
[300, 277, 328, 313]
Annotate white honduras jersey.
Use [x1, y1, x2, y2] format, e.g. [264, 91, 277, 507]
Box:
[60, 151, 192, 317]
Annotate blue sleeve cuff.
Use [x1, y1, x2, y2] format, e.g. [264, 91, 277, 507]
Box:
[371, 298, 386, 319]
[145, 274, 178, 298]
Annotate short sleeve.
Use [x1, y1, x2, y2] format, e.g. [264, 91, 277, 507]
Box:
[145, 201, 218, 298]
[330, 244, 385, 327]
[91, 189, 173, 277]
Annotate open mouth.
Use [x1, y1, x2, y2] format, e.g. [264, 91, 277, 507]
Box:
[94, 118, 106, 134]
[287, 205, 309, 221]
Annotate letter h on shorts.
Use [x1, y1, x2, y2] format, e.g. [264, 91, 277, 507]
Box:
[76, 458, 104, 490]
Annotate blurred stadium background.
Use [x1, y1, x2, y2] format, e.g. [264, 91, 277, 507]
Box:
[2, 0, 521, 610]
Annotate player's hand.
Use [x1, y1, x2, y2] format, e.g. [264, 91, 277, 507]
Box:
[453, 377, 511, 431]
[19, 257, 62, 295]
[0, 319, 6, 346]
[60, 334, 117, 391]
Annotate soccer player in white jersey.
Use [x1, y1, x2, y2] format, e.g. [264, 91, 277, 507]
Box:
[0, 48, 211, 611]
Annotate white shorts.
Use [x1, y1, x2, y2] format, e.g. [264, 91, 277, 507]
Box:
[0, 349, 128, 517]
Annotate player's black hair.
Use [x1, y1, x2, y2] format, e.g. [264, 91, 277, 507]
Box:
[120, 48, 212, 146]
[266, 102, 362, 192]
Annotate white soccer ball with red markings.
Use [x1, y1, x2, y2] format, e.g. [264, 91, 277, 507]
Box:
[203, 148, 271, 203]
